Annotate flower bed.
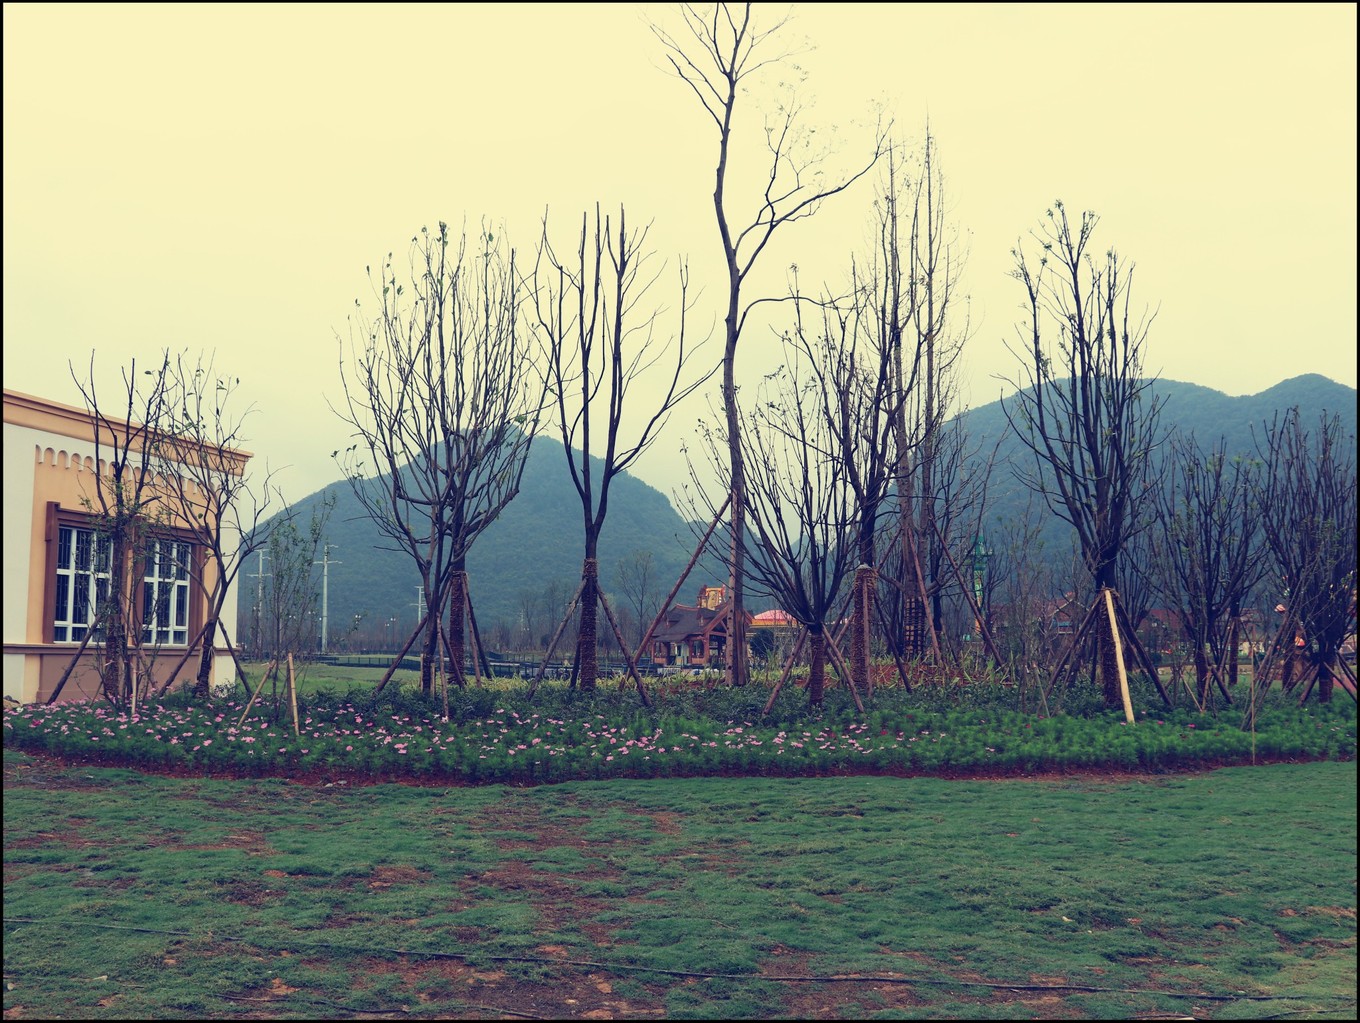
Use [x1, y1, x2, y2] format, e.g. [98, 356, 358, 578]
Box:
[6, 685, 1355, 785]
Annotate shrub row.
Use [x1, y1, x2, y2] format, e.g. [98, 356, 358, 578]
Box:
[4, 685, 1354, 784]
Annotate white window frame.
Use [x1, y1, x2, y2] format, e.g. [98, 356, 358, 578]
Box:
[52, 524, 111, 643]
[142, 537, 193, 647]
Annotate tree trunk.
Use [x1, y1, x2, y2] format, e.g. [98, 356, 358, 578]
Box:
[195, 616, 218, 699]
[420, 602, 438, 696]
[579, 556, 600, 692]
[1193, 637, 1210, 707]
[447, 565, 467, 688]
[851, 554, 875, 697]
[807, 629, 827, 709]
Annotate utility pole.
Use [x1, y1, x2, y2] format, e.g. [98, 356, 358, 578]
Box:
[314, 544, 340, 655]
[411, 586, 426, 628]
[248, 551, 270, 656]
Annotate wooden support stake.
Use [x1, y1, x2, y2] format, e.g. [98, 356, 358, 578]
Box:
[632, 494, 732, 671]
[527, 580, 587, 698]
[824, 630, 866, 714]
[1110, 596, 1174, 707]
[235, 658, 279, 729]
[286, 653, 300, 736]
[598, 589, 651, 708]
[762, 629, 808, 716]
[372, 608, 435, 696]
[1103, 588, 1135, 725]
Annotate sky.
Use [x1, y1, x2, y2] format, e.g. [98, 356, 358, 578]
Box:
[4, 3, 1356, 509]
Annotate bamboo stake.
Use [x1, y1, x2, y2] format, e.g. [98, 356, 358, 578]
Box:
[872, 597, 915, 693]
[236, 658, 279, 730]
[372, 608, 434, 696]
[45, 624, 99, 705]
[1103, 588, 1135, 725]
[527, 579, 588, 698]
[286, 652, 299, 736]
[151, 621, 215, 700]
[823, 630, 866, 714]
[464, 576, 491, 685]
[762, 629, 808, 716]
[597, 589, 651, 708]
[1043, 600, 1102, 706]
[632, 494, 732, 670]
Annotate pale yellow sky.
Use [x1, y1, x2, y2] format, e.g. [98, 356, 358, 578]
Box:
[4, 3, 1356, 505]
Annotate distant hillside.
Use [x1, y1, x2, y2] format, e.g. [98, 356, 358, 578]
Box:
[241, 374, 1354, 644]
[241, 438, 725, 646]
[960, 372, 1357, 562]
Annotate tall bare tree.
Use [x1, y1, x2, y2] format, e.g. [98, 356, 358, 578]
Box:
[698, 348, 859, 707]
[1002, 202, 1165, 708]
[1255, 409, 1356, 702]
[334, 222, 542, 694]
[532, 205, 709, 691]
[894, 131, 972, 661]
[787, 273, 899, 695]
[160, 352, 279, 699]
[654, 2, 883, 687]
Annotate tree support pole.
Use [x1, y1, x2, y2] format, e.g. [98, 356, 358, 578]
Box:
[632, 494, 731, 669]
[1103, 588, 1135, 725]
[1109, 595, 1173, 707]
[762, 629, 808, 716]
[527, 580, 587, 698]
[372, 609, 435, 696]
[824, 630, 866, 714]
[597, 589, 651, 708]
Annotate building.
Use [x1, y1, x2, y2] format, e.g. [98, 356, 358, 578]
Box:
[3, 388, 249, 703]
[648, 584, 752, 669]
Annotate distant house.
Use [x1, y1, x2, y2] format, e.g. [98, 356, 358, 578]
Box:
[648, 585, 752, 669]
[2, 388, 249, 704]
[751, 608, 797, 631]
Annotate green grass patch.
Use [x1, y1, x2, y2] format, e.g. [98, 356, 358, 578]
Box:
[4, 749, 1355, 1019]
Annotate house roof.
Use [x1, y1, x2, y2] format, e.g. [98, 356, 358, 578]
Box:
[651, 603, 724, 644]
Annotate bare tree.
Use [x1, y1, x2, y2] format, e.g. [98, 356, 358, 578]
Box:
[254, 500, 330, 713]
[1002, 202, 1165, 708]
[532, 206, 709, 692]
[616, 549, 662, 649]
[786, 273, 899, 695]
[63, 353, 176, 706]
[699, 349, 859, 708]
[1148, 434, 1264, 706]
[653, 2, 883, 687]
[160, 353, 279, 699]
[893, 130, 971, 662]
[334, 222, 542, 694]
[1255, 409, 1356, 702]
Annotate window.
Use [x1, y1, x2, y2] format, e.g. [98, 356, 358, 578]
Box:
[52, 525, 111, 643]
[142, 538, 192, 647]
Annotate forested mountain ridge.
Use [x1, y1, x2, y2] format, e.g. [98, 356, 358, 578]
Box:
[240, 374, 1354, 646]
[957, 373, 1357, 570]
[241, 437, 724, 649]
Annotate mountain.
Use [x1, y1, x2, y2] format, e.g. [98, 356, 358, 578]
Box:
[241, 374, 1354, 645]
[241, 438, 725, 648]
[958, 373, 1357, 563]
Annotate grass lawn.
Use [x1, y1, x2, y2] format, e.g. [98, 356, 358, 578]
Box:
[3, 748, 1355, 1019]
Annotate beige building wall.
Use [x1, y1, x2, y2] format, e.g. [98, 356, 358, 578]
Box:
[3, 389, 249, 703]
